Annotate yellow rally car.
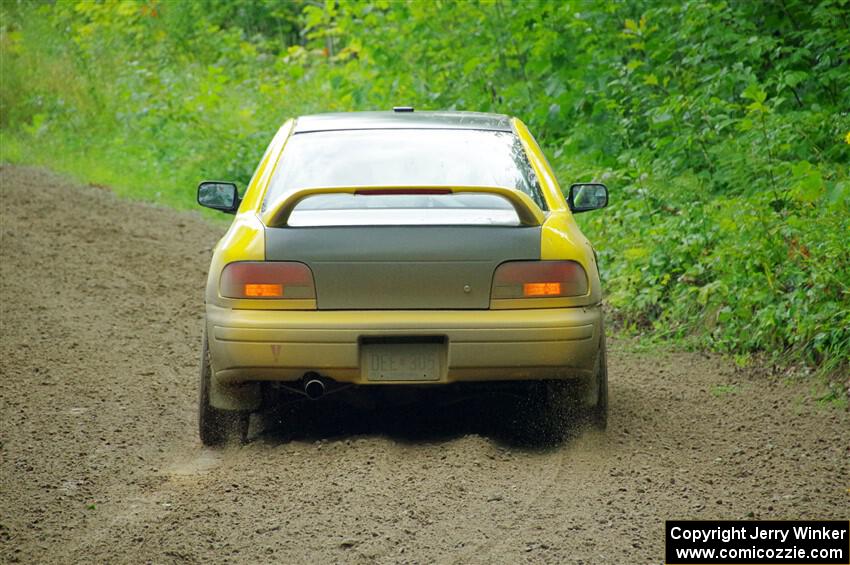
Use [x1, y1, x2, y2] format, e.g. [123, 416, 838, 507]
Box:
[196, 109, 609, 445]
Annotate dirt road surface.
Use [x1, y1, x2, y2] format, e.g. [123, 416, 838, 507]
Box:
[1, 166, 847, 564]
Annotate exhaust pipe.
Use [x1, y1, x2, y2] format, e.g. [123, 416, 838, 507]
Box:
[303, 375, 326, 400]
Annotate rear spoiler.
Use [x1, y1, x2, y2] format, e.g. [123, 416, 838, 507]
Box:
[261, 185, 546, 227]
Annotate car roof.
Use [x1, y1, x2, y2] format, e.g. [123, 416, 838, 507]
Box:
[293, 111, 513, 133]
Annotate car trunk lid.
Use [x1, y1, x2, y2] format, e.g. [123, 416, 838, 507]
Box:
[261, 186, 545, 310]
[264, 225, 541, 309]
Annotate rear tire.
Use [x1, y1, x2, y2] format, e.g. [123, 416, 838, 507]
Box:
[519, 328, 608, 442]
[198, 328, 249, 446]
[516, 380, 575, 445]
[591, 333, 609, 430]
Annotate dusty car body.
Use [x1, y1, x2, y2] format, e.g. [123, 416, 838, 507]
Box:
[196, 109, 609, 445]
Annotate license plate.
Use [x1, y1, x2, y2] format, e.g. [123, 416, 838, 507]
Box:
[362, 343, 443, 382]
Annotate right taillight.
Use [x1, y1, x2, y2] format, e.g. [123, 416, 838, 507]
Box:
[220, 261, 315, 299]
[491, 261, 588, 299]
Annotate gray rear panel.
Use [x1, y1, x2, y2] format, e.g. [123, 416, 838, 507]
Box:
[265, 226, 541, 309]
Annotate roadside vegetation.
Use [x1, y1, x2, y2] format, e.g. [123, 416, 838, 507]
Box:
[1, 0, 847, 382]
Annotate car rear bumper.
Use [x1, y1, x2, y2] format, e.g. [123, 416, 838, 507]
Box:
[206, 304, 603, 385]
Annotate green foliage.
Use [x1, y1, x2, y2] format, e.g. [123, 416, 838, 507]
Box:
[710, 384, 739, 398]
[1, 0, 848, 374]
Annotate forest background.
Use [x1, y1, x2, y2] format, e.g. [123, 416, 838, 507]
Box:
[1, 0, 848, 387]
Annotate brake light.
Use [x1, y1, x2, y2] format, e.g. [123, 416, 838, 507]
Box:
[354, 189, 452, 196]
[220, 262, 315, 299]
[523, 282, 562, 297]
[244, 284, 283, 297]
[492, 261, 588, 299]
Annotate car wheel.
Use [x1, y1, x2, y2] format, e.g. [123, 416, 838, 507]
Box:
[591, 331, 608, 430]
[198, 328, 249, 446]
[515, 380, 574, 445]
[519, 329, 608, 442]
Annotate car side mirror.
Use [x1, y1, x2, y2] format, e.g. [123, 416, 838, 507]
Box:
[568, 183, 608, 213]
[198, 181, 240, 214]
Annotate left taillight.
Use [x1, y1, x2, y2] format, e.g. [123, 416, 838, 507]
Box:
[220, 262, 315, 299]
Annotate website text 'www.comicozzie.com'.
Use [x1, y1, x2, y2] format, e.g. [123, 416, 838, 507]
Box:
[674, 546, 843, 562]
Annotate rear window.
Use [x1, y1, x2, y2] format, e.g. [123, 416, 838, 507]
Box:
[287, 193, 522, 227]
[263, 129, 546, 215]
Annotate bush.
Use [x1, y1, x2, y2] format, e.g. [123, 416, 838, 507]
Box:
[1, 0, 847, 374]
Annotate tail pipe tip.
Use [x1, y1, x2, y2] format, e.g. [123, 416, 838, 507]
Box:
[303, 376, 326, 400]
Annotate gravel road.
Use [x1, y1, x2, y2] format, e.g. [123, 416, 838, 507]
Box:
[1, 166, 847, 564]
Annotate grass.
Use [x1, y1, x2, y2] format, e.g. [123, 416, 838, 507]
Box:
[710, 384, 740, 397]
